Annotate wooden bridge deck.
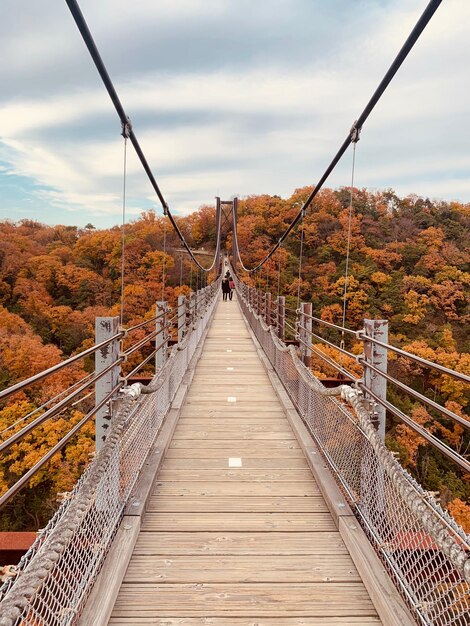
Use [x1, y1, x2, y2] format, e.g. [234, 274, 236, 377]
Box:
[107, 297, 382, 625]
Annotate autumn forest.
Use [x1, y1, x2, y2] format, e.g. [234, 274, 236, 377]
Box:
[0, 186, 469, 531]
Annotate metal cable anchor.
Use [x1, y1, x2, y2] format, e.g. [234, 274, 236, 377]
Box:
[350, 121, 361, 143]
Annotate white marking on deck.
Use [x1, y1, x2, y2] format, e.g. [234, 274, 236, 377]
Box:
[228, 457, 242, 467]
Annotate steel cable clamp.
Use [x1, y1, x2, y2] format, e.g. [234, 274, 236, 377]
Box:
[121, 117, 132, 138]
[350, 120, 361, 143]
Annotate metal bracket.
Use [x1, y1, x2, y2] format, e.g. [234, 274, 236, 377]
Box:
[121, 116, 132, 138]
[350, 120, 361, 143]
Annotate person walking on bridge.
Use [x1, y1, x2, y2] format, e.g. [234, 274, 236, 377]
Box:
[221, 276, 231, 301]
[225, 271, 235, 300]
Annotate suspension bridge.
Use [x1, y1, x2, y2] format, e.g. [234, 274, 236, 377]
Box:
[0, 254, 468, 625]
[0, 0, 469, 624]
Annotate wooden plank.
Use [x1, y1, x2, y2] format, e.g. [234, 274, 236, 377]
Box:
[165, 447, 307, 459]
[147, 496, 327, 513]
[179, 407, 286, 415]
[172, 429, 295, 440]
[197, 357, 262, 362]
[181, 406, 285, 416]
[193, 372, 269, 376]
[169, 440, 300, 450]
[157, 469, 314, 482]
[158, 464, 312, 483]
[195, 365, 267, 371]
[153, 482, 319, 496]
[109, 618, 382, 625]
[141, 512, 336, 532]
[184, 396, 280, 403]
[176, 418, 288, 426]
[133, 531, 348, 555]
[197, 344, 260, 347]
[174, 422, 294, 433]
[202, 340, 257, 344]
[185, 382, 276, 389]
[124, 555, 360, 583]
[112, 582, 377, 617]
[194, 357, 262, 361]
[189, 380, 271, 386]
[161, 457, 309, 469]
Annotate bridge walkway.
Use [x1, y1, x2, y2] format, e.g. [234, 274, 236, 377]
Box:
[108, 297, 381, 624]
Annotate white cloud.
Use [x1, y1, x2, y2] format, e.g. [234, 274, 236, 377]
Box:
[0, 0, 469, 226]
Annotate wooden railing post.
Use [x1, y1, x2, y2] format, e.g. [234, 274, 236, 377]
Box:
[300, 302, 312, 367]
[277, 296, 285, 341]
[265, 292, 272, 326]
[178, 295, 186, 343]
[156, 301, 168, 369]
[95, 316, 120, 451]
[363, 319, 388, 441]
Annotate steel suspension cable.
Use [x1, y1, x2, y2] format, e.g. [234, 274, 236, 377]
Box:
[120, 130, 128, 323]
[296, 214, 305, 310]
[233, 0, 442, 273]
[161, 219, 167, 302]
[64, 0, 220, 274]
[339, 142, 357, 363]
[341, 143, 357, 331]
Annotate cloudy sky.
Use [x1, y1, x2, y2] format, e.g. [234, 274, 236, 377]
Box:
[0, 0, 469, 228]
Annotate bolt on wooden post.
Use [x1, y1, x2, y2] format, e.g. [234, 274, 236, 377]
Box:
[95, 316, 120, 451]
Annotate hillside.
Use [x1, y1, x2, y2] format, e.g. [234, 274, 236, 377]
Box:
[0, 187, 469, 530]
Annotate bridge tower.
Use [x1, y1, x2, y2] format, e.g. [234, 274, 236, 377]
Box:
[216, 196, 238, 273]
